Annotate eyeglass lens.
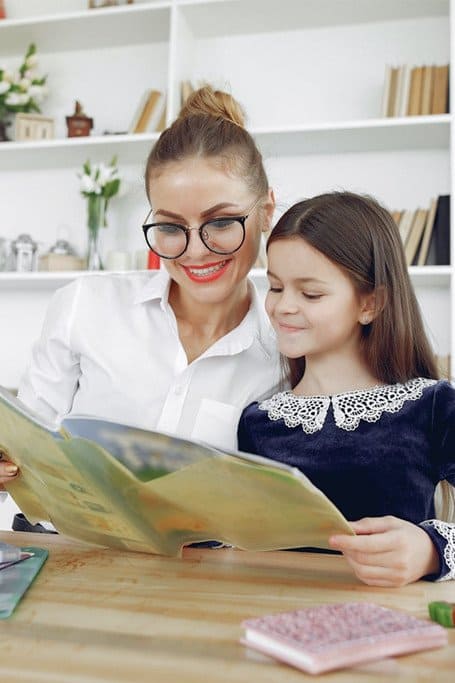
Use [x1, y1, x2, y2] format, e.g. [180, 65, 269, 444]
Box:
[146, 217, 245, 258]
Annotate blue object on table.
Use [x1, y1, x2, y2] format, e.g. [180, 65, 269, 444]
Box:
[0, 547, 48, 618]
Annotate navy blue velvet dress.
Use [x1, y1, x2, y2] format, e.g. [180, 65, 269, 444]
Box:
[237, 378, 455, 580]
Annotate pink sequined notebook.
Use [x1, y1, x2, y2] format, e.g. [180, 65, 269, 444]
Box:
[241, 602, 448, 675]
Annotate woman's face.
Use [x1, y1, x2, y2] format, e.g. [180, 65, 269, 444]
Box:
[147, 157, 273, 307]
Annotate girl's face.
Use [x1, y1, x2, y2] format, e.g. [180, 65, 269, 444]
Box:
[147, 157, 273, 307]
[265, 238, 370, 362]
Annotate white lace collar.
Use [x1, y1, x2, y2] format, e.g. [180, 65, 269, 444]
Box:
[258, 377, 437, 434]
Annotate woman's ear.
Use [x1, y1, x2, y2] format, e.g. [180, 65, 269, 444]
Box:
[359, 287, 386, 325]
[262, 188, 276, 232]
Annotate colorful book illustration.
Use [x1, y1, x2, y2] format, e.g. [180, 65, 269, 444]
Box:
[0, 387, 353, 557]
[241, 602, 448, 675]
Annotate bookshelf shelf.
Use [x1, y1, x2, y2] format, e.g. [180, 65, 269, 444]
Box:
[178, 0, 448, 37]
[0, 2, 171, 53]
[0, 266, 451, 291]
[0, 0, 452, 388]
[0, 117, 449, 171]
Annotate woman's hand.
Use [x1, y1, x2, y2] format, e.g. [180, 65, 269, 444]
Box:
[329, 516, 440, 587]
[0, 458, 19, 490]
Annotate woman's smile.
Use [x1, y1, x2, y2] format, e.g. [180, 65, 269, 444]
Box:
[180, 259, 231, 282]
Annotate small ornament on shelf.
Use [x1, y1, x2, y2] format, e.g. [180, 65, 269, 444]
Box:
[66, 101, 93, 138]
[10, 234, 38, 272]
[39, 239, 85, 272]
[15, 113, 54, 141]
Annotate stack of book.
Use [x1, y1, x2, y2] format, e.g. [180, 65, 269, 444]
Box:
[391, 195, 450, 266]
[382, 64, 449, 118]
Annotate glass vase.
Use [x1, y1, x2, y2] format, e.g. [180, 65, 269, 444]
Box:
[86, 194, 106, 270]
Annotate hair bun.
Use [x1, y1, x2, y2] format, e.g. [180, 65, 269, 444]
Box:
[178, 85, 246, 128]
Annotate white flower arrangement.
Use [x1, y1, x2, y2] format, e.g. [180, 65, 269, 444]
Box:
[0, 44, 47, 124]
[79, 157, 121, 201]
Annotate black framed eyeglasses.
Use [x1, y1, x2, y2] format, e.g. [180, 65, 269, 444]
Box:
[142, 197, 261, 259]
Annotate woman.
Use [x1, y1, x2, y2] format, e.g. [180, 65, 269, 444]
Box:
[1, 86, 280, 492]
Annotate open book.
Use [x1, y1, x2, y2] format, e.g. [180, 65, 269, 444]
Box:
[0, 387, 353, 557]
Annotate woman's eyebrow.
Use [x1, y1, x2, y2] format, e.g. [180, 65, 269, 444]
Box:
[154, 203, 241, 221]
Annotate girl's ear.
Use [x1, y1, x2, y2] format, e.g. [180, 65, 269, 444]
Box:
[359, 286, 386, 325]
[262, 188, 276, 232]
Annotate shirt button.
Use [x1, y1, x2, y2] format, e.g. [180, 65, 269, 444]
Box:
[174, 385, 183, 395]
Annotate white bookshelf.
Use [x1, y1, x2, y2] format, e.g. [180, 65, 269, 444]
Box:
[0, 0, 452, 390]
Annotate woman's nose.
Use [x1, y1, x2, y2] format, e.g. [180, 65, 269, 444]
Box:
[184, 228, 212, 260]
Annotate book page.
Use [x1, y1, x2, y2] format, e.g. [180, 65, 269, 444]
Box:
[1, 391, 353, 557]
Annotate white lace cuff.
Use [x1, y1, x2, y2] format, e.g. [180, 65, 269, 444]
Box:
[420, 519, 455, 581]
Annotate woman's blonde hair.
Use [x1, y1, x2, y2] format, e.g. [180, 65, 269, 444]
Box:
[145, 85, 268, 199]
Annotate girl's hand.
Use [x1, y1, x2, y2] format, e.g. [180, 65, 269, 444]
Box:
[0, 458, 19, 490]
[329, 516, 440, 587]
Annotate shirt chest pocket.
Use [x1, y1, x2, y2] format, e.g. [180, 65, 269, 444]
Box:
[191, 398, 242, 451]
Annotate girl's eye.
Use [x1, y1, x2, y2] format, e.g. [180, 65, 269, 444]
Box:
[303, 293, 322, 300]
[268, 286, 282, 293]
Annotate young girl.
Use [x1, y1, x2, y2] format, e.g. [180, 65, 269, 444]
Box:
[237, 191, 455, 587]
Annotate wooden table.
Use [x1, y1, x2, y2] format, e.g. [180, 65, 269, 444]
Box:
[0, 531, 454, 682]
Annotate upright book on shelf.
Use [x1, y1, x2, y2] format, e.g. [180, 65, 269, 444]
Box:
[431, 65, 449, 114]
[129, 90, 164, 134]
[425, 195, 450, 266]
[417, 198, 438, 266]
[420, 65, 435, 116]
[404, 208, 428, 265]
[0, 387, 353, 557]
[241, 602, 448, 675]
[407, 66, 424, 116]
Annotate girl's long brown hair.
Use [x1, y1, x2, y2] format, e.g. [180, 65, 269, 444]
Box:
[267, 191, 439, 387]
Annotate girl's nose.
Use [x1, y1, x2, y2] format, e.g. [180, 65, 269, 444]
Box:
[275, 290, 300, 314]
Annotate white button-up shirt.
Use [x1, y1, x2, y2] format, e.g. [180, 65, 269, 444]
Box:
[18, 270, 281, 451]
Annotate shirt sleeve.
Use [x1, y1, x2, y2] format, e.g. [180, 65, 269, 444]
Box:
[17, 280, 82, 422]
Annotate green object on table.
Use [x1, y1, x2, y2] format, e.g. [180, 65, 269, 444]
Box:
[0, 547, 48, 619]
[428, 601, 455, 627]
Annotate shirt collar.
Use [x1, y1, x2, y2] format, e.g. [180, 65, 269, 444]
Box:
[132, 269, 275, 359]
[133, 269, 171, 307]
